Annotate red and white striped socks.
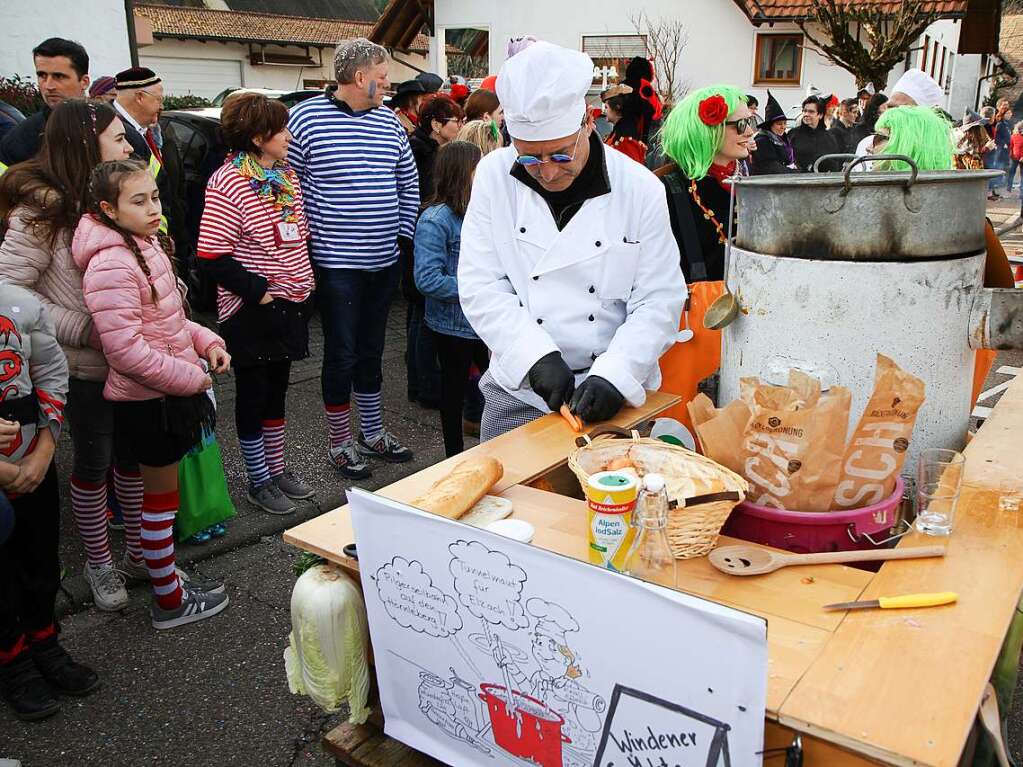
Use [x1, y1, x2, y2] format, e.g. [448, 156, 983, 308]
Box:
[262, 418, 286, 477]
[325, 404, 352, 450]
[140, 490, 183, 610]
[113, 467, 144, 564]
[71, 476, 111, 567]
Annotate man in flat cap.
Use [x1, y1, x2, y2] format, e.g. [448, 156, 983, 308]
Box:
[458, 41, 684, 438]
[113, 67, 188, 260]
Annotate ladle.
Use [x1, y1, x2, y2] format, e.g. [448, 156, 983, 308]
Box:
[703, 172, 740, 330]
[708, 543, 945, 576]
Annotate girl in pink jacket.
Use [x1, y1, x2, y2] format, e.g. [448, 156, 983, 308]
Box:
[74, 159, 232, 630]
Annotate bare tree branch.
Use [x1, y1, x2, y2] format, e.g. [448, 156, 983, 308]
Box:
[629, 10, 689, 105]
[797, 0, 939, 91]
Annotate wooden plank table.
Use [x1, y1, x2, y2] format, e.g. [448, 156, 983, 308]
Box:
[285, 378, 1023, 766]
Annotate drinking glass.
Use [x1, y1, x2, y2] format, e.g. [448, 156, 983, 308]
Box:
[914, 449, 965, 536]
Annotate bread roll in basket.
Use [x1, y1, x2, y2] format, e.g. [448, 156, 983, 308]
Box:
[568, 426, 748, 559]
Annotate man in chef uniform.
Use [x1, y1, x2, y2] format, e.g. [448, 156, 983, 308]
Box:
[854, 68, 946, 159]
[458, 41, 684, 439]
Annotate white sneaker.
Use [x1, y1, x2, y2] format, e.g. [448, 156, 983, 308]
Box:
[83, 563, 129, 612]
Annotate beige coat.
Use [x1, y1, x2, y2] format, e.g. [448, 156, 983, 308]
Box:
[0, 202, 107, 381]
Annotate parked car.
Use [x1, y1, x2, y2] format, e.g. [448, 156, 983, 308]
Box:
[159, 109, 226, 311]
[211, 87, 322, 108]
[160, 87, 324, 311]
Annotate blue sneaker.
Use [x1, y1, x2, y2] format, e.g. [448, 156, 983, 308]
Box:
[185, 529, 212, 544]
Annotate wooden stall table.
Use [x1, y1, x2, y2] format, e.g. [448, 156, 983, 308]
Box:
[285, 380, 1023, 766]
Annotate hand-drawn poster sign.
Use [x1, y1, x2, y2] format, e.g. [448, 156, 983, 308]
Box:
[349, 488, 768, 767]
[594, 685, 732, 767]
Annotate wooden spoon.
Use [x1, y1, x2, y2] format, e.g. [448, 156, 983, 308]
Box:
[708, 544, 946, 576]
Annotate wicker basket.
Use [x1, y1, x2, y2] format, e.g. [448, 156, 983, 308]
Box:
[568, 426, 748, 559]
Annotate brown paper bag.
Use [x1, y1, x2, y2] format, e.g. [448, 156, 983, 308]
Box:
[832, 354, 926, 510]
[741, 379, 851, 512]
[688, 394, 751, 476]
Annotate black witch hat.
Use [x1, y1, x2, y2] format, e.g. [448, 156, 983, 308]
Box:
[758, 90, 786, 130]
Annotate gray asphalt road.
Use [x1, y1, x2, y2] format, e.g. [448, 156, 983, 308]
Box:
[1, 303, 1021, 766]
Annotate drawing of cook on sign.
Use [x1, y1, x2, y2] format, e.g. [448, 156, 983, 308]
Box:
[496, 598, 608, 766]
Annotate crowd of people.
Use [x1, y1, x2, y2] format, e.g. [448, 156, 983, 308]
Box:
[0, 28, 1015, 725]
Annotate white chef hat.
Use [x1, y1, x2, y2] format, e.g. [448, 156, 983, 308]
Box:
[497, 41, 594, 142]
[891, 68, 944, 107]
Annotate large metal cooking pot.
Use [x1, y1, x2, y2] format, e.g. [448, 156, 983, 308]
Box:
[735, 156, 1000, 261]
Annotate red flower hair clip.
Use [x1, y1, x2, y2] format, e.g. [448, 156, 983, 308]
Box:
[698, 94, 729, 126]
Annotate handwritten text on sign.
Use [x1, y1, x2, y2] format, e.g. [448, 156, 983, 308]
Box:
[595, 685, 732, 767]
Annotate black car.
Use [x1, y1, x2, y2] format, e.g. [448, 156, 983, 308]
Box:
[159, 108, 226, 311]
[160, 89, 323, 311]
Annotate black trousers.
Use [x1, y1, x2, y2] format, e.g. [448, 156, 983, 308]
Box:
[434, 333, 490, 457]
[234, 360, 291, 441]
[0, 465, 60, 652]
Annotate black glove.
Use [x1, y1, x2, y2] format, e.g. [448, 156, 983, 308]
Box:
[570, 376, 625, 424]
[527, 352, 575, 411]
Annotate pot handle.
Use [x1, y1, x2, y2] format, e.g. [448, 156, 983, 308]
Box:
[811, 153, 858, 173]
[841, 154, 919, 195]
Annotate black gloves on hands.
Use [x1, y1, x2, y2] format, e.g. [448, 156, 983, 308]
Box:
[527, 352, 575, 411]
[570, 376, 625, 424]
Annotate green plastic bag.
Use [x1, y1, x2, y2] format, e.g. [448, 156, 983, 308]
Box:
[176, 431, 235, 542]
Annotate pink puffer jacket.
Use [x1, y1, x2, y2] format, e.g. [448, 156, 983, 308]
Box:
[72, 215, 224, 402]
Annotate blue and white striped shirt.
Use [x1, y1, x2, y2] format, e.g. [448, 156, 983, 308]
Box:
[287, 95, 420, 270]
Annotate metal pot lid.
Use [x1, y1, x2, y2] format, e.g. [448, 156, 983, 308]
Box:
[735, 155, 998, 261]
[735, 169, 1001, 189]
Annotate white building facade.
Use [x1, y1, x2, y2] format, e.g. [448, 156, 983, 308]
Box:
[425, 0, 993, 119]
[2, 0, 131, 84]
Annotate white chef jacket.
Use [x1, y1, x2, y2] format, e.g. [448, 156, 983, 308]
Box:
[458, 142, 685, 413]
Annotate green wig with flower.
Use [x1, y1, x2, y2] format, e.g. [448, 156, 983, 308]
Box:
[874, 106, 953, 172]
[659, 84, 748, 180]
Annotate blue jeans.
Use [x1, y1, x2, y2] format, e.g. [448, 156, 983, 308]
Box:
[316, 264, 400, 407]
[1007, 159, 1022, 191]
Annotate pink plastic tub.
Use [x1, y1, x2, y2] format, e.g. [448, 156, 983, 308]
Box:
[721, 477, 905, 554]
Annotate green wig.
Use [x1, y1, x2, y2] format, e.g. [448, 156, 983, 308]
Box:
[874, 106, 953, 172]
[658, 84, 748, 180]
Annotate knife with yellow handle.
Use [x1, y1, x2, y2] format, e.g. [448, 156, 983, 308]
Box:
[823, 592, 958, 611]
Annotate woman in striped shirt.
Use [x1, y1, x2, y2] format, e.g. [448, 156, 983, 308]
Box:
[198, 93, 315, 516]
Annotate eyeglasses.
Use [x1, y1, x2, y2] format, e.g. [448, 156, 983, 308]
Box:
[139, 89, 162, 102]
[515, 130, 582, 167]
[440, 117, 465, 125]
[725, 116, 757, 134]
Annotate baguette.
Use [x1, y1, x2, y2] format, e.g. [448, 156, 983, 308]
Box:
[410, 457, 504, 519]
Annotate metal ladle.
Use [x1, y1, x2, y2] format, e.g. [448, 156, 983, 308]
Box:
[703, 172, 740, 330]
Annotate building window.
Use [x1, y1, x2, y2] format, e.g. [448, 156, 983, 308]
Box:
[582, 34, 648, 89]
[753, 33, 803, 86]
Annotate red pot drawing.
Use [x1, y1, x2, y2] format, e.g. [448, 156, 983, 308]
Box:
[479, 683, 571, 767]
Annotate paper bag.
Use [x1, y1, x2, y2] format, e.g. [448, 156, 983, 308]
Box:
[741, 377, 851, 512]
[832, 354, 926, 510]
[688, 393, 750, 477]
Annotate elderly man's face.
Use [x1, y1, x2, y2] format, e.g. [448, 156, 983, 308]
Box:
[511, 119, 592, 193]
[355, 62, 390, 108]
[886, 91, 916, 108]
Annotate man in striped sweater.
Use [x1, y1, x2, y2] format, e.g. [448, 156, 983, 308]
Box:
[288, 38, 420, 479]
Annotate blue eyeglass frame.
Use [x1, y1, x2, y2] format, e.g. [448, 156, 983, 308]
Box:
[514, 130, 583, 167]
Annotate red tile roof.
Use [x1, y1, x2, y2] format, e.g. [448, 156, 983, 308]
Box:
[134, 3, 430, 51]
[731, 0, 970, 22]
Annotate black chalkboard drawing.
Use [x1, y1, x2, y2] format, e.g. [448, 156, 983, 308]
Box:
[593, 685, 732, 767]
